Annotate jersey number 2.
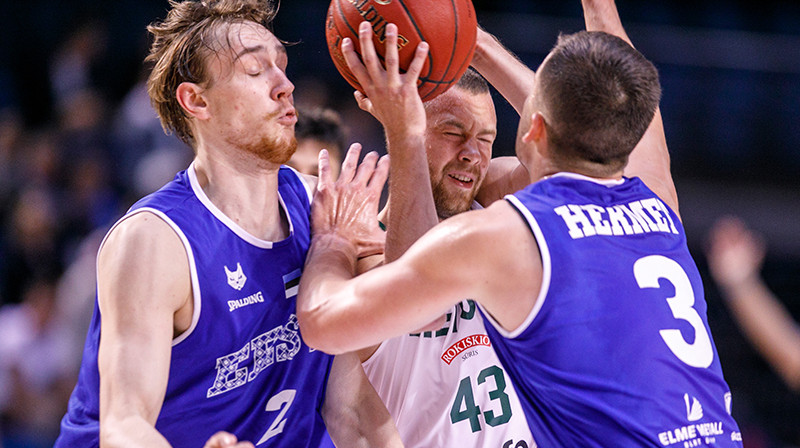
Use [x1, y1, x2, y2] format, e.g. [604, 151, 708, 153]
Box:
[257, 389, 296, 445]
[634, 255, 713, 368]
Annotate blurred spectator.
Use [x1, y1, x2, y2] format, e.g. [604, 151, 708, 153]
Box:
[0, 187, 64, 306]
[48, 21, 108, 111]
[111, 74, 191, 199]
[53, 228, 107, 372]
[0, 277, 76, 448]
[289, 107, 347, 177]
[46, 86, 126, 270]
[15, 129, 62, 192]
[0, 109, 23, 210]
[706, 216, 800, 390]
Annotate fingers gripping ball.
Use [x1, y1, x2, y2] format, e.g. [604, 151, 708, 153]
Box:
[326, 0, 477, 102]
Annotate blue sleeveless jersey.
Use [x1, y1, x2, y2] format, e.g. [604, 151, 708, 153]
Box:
[479, 173, 742, 447]
[56, 165, 333, 447]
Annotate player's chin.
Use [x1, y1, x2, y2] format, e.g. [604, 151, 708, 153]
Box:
[276, 136, 298, 164]
[444, 197, 475, 217]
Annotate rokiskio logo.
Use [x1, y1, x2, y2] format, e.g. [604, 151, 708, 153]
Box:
[441, 334, 491, 365]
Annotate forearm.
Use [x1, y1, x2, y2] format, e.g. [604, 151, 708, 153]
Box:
[471, 29, 535, 115]
[584, 0, 679, 214]
[624, 111, 678, 214]
[99, 340, 173, 447]
[720, 277, 800, 389]
[582, 0, 630, 44]
[298, 234, 360, 353]
[299, 234, 448, 353]
[384, 130, 438, 262]
[323, 354, 403, 448]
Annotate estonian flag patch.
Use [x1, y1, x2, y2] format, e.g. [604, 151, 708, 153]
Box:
[283, 268, 301, 299]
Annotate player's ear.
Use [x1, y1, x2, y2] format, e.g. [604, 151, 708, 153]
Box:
[522, 112, 547, 144]
[176, 82, 209, 120]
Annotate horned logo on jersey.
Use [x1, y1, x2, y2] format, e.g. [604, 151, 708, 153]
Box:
[224, 262, 247, 290]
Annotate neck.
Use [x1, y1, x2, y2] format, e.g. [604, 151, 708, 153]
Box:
[193, 149, 289, 241]
[531, 157, 623, 183]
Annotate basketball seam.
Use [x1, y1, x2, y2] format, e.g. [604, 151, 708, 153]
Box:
[421, 0, 460, 101]
[332, 0, 364, 88]
[330, 0, 475, 100]
[396, 0, 433, 80]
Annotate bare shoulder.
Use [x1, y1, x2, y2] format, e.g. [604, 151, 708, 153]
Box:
[299, 172, 319, 192]
[98, 211, 191, 318]
[476, 157, 530, 206]
[435, 199, 529, 241]
[432, 201, 543, 332]
[101, 211, 186, 264]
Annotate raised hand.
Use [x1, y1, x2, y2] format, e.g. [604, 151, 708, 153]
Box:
[342, 21, 429, 140]
[706, 216, 767, 289]
[312, 143, 389, 259]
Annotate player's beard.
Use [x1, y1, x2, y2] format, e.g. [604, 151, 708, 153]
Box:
[430, 163, 483, 220]
[241, 131, 298, 165]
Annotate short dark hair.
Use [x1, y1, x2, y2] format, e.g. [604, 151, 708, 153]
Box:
[295, 107, 347, 157]
[455, 67, 490, 95]
[146, 0, 280, 147]
[537, 31, 661, 172]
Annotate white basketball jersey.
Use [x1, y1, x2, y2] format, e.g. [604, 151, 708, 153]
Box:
[362, 300, 535, 448]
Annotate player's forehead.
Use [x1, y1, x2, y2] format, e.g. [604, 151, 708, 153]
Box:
[426, 87, 497, 130]
[214, 21, 285, 61]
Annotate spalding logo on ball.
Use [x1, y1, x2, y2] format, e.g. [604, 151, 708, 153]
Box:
[326, 0, 477, 102]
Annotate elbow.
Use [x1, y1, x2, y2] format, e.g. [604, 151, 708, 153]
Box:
[99, 415, 138, 448]
[297, 308, 348, 355]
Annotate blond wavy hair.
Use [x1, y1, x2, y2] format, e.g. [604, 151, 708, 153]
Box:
[145, 0, 279, 146]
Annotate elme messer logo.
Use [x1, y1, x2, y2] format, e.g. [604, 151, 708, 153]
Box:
[684, 394, 703, 422]
[441, 334, 491, 365]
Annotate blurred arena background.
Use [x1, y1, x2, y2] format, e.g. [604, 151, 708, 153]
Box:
[0, 1, 798, 446]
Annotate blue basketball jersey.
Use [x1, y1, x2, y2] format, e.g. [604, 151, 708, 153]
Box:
[479, 173, 742, 447]
[56, 164, 333, 448]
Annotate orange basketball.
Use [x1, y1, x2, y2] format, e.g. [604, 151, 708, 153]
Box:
[325, 0, 477, 102]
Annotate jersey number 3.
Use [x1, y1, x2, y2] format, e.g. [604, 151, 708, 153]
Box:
[634, 255, 713, 368]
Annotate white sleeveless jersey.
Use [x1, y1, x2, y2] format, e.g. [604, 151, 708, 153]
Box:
[362, 300, 535, 448]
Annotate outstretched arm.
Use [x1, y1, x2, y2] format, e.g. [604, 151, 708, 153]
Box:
[475, 1, 679, 211]
[299, 163, 541, 355]
[97, 213, 252, 448]
[471, 28, 535, 205]
[471, 28, 536, 116]
[583, 0, 679, 216]
[323, 353, 403, 447]
[345, 21, 436, 263]
[97, 213, 188, 448]
[343, 22, 452, 360]
[706, 217, 800, 390]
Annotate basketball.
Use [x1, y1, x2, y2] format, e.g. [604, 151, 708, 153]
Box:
[325, 0, 477, 102]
